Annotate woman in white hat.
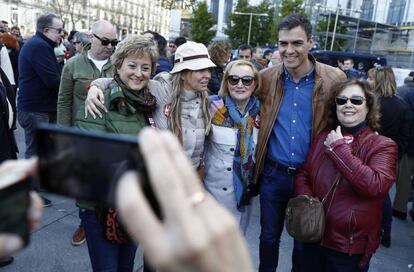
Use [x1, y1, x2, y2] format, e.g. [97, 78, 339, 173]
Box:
[85, 41, 216, 170]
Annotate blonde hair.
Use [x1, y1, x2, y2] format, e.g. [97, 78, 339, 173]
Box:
[368, 66, 397, 97]
[218, 60, 262, 97]
[167, 72, 211, 136]
[111, 35, 158, 75]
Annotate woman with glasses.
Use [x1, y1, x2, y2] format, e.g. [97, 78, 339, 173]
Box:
[204, 60, 261, 234]
[295, 79, 397, 271]
[367, 66, 409, 247]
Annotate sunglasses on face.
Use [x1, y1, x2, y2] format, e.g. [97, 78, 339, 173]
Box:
[73, 41, 81, 45]
[228, 75, 255, 86]
[49, 26, 64, 33]
[93, 33, 119, 46]
[335, 95, 366, 106]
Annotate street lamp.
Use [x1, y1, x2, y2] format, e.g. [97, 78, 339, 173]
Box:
[233, 11, 268, 45]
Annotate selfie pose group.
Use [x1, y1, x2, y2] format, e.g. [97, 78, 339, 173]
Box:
[0, 11, 407, 272]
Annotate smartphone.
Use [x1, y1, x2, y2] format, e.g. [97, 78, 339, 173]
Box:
[0, 179, 31, 245]
[35, 124, 159, 212]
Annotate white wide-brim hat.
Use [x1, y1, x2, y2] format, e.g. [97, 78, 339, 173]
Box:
[170, 41, 216, 74]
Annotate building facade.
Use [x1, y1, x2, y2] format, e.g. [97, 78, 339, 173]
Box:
[0, 0, 170, 38]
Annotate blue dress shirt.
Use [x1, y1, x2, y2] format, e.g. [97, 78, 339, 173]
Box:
[267, 67, 315, 166]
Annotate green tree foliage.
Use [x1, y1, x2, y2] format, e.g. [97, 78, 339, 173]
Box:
[279, 0, 305, 18]
[189, 1, 216, 44]
[225, 0, 277, 47]
[317, 15, 347, 51]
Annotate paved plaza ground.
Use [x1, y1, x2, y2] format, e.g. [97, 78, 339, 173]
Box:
[1, 126, 413, 272]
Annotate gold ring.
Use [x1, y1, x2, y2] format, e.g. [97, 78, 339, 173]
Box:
[189, 191, 206, 206]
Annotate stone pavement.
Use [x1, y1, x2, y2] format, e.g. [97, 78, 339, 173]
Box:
[1, 126, 413, 272]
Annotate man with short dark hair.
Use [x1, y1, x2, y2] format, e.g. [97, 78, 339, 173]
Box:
[253, 14, 346, 271]
[342, 57, 360, 78]
[237, 44, 253, 61]
[17, 12, 64, 206]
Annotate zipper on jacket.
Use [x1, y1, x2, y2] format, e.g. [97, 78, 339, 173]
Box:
[328, 148, 353, 173]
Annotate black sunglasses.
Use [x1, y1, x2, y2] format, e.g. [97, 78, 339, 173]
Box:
[228, 75, 255, 86]
[73, 41, 81, 45]
[48, 26, 64, 33]
[93, 33, 119, 46]
[335, 95, 366, 106]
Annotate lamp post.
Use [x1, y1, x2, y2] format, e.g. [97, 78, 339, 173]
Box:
[233, 11, 268, 45]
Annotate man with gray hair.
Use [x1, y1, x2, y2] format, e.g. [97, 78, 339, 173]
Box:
[17, 12, 64, 206]
[57, 19, 117, 246]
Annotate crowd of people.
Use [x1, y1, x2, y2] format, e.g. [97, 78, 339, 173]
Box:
[0, 10, 413, 272]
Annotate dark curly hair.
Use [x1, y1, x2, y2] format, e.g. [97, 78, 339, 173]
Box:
[324, 79, 381, 131]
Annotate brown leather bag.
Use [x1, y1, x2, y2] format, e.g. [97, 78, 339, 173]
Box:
[285, 174, 341, 243]
[285, 132, 375, 243]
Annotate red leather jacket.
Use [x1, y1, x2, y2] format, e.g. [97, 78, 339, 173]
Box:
[295, 127, 397, 262]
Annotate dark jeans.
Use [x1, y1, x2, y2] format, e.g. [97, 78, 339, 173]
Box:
[17, 110, 56, 158]
[80, 210, 137, 272]
[259, 160, 303, 272]
[301, 244, 369, 272]
[381, 193, 393, 238]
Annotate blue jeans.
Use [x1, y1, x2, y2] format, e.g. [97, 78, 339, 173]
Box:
[259, 160, 303, 272]
[301, 244, 369, 272]
[80, 210, 137, 272]
[17, 110, 56, 158]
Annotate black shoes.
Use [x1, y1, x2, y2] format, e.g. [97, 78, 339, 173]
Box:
[392, 209, 407, 220]
[0, 256, 14, 267]
[41, 196, 52, 207]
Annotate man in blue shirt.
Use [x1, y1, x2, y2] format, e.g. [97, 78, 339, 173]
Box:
[17, 12, 63, 207]
[253, 14, 346, 272]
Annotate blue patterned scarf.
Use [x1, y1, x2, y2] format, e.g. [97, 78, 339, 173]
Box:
[225, 96, 260, 210]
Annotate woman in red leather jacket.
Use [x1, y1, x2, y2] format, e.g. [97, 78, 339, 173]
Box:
[295, 79, 398, 272]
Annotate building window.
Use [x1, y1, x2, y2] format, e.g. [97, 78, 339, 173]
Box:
[387, 0, 407, 25]
[360, 0, 374, 20]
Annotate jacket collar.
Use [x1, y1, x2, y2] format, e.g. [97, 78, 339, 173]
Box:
[35, 31, 57, 48]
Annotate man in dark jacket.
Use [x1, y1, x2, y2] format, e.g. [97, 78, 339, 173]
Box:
[17, 12, 63, 159]
[393, 72, 414, 221]
[17, 12, 63, 207]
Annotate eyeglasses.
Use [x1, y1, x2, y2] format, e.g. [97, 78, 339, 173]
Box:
[48, 26, 64, 33]
[335, 95, 366, 106]
[228, 75, 255, 86]
[169, 44, 176, 48]
[73, 41, 81, 45]
[93, 33, 119, 46]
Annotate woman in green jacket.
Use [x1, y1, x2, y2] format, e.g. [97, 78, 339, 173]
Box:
[74, 35, 158, 272]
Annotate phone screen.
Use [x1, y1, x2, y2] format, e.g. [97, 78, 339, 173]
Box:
[35, 125, 143, 207]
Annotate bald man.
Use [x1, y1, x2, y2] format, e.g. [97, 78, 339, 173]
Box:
[57, 20, 117, 246]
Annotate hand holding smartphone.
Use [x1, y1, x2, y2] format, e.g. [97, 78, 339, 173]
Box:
[35, 124, 158, 211]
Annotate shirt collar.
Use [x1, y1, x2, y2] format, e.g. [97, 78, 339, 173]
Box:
[283, 65, 315, 83]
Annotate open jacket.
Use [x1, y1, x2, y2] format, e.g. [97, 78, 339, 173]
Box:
[294, 127, 397, 264]
[253, 56, 346, 184]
